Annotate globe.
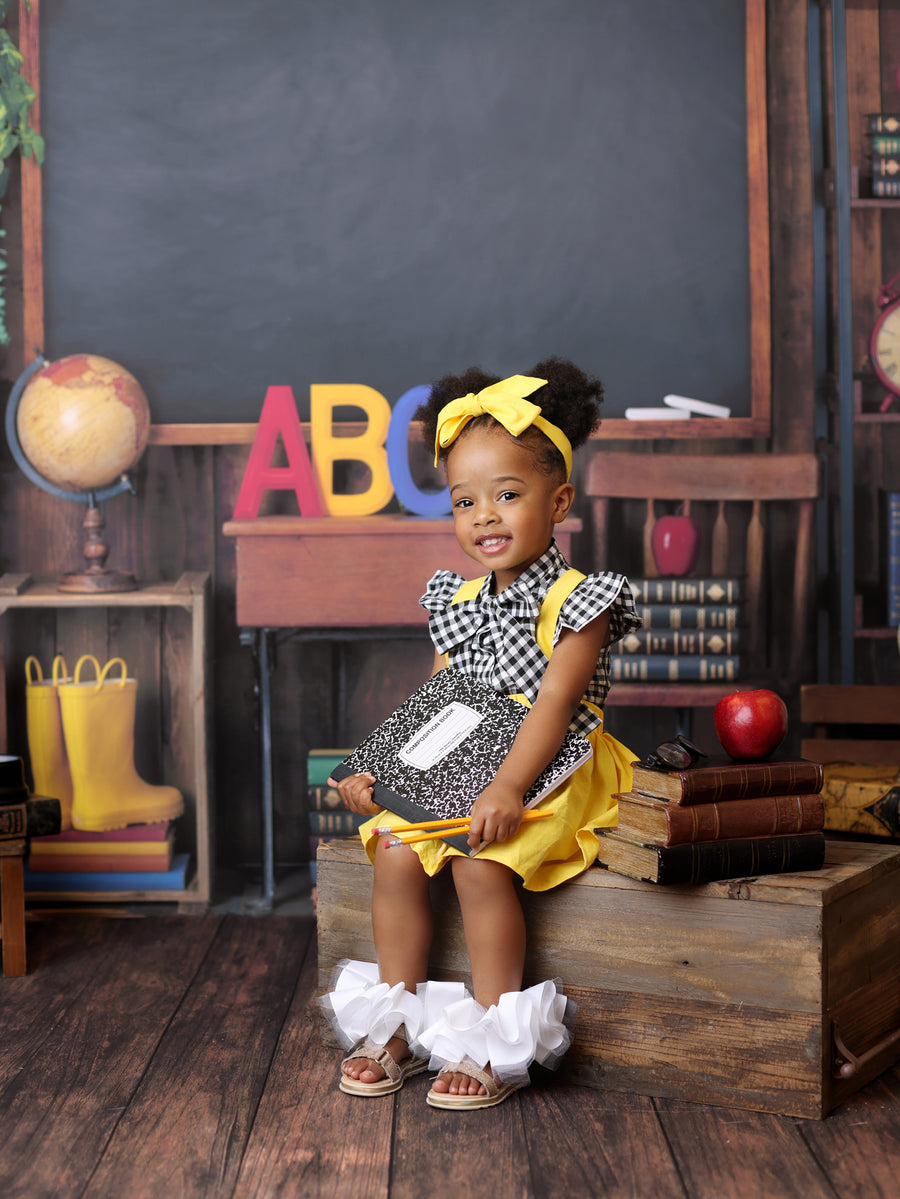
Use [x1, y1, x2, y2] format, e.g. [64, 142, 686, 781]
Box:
[5, 351, 151, 592]
[16, 354, 150, 492]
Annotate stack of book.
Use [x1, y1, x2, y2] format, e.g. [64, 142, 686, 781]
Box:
[307, 748, 366, 887]
[24, 820, 189, 892]
[596, 756, 826, 884]
[866, 113, 900, 197]
[612, 576, 742, 682]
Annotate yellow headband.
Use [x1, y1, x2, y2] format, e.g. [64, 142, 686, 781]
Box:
[433, 374, 573, 480]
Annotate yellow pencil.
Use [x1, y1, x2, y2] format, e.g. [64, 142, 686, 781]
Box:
[372, 816, 479, 835]
[392, 826, 471, 845]
[377, 808, 554, 835]
[383, 808, 554, 846]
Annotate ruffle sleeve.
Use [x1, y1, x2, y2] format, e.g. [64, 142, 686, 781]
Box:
[419, 569, 468, 614]
[556, 573, 641, 648]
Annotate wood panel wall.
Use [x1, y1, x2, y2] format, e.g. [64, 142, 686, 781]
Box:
[5, 2, 892, 878]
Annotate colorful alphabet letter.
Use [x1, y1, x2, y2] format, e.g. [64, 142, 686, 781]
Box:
[231, 385, 323, 519]
[310, 384, 395, 516]
[386, 384, 450, 516]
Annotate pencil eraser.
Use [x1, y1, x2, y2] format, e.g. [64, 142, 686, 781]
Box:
[663, 394, 732, 418]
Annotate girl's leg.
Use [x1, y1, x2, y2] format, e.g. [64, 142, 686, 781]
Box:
[430, 856, 525, 1096]
[342, 838, 433, 1084]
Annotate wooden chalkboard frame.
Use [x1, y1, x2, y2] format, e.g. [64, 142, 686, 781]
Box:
[18, 0, 768, 446]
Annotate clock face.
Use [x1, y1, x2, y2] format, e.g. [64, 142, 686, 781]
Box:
[871, 299, 900, 394]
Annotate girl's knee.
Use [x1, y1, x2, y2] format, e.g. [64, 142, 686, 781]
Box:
[373, 838, 429, 893]
[451, 855, 516, 901]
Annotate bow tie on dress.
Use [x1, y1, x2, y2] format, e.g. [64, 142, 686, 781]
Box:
[429, 584, 540, 655]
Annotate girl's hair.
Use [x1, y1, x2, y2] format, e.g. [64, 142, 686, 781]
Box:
[416, 356, 604, 480]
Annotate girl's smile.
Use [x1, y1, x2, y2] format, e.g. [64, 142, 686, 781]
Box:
[446, 425, 574, 592]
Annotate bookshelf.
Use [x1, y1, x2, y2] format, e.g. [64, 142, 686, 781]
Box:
[818, 2, 900, 674]
[0, 572, 212, 905]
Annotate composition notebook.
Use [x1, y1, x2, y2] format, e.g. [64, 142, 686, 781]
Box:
[330, 668, 593, 853]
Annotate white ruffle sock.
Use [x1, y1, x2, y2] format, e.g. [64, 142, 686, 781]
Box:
[415, 978, 575, 1087]
[319, 959, 424, 1051]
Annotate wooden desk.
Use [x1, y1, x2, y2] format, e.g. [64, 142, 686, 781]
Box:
[222, 515, 582, 907]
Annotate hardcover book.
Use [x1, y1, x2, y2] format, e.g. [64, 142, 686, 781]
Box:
[610, 655, 740, 682]
[627, 577, 742, 604]
[30, 836, 173, 856]
[630, 757, 824, 806]
[330, 668, 592, 852]
[867, 113, 900, 133]
[23, 853, 190, 892]
[308, 809, 368, 836]
[307, 784, 343, 811]
[870, 134, 900, 155]
[613, 789, 825, 847]
[614, 628, 740, 656]
[0, 797, 62, 841]
[31, 821, 171, 844]
[28, 846, 175, 873]
[307, 749, 354, 787]
[635, 603, 741, 629]
[595, 828, 826, 885]
[871, 155, 900, 177]
[871, 177, 900, 198]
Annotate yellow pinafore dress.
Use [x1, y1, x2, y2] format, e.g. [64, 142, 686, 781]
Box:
[358, 568, 635, 891]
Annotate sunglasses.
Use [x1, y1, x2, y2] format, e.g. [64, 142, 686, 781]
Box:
[640, 734, 708, 772]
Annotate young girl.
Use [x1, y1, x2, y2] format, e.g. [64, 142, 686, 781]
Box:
[321, 358, 639, 1109]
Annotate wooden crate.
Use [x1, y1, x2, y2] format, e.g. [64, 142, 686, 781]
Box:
[316, 838, 900, 1119]
[0, 572, 212, 905]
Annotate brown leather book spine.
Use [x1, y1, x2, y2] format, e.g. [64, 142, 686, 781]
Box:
[676, 762, 825, 804]
[662, 793, 825, 844]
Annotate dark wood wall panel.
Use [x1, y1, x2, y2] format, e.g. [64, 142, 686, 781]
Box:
[0, 2, 837, 872]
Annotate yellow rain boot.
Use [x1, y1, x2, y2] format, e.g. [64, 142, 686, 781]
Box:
[25, 655, 74, 830]
[60, 655, 184, 832]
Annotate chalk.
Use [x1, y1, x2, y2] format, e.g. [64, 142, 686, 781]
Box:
[663, 394, 732, 418]
[624, 407, 690, 421]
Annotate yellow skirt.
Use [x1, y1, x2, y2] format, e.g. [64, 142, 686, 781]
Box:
[358, 722, 634, 892]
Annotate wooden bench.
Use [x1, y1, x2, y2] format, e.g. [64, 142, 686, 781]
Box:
[583, 451, 821, 724]
[315, 836, 900, 1119]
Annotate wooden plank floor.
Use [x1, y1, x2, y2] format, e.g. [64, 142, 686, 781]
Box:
[1, 915, 899, 1199]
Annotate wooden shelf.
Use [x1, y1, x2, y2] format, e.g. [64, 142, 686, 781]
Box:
[850, 164, 900, 209]
[855, 627, 899, 640]
[0, 572, 212, 906]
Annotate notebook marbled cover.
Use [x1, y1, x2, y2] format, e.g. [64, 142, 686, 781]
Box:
[331, 669, 592, 848]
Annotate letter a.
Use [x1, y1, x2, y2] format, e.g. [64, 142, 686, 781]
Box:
[232, 386, 324, 518]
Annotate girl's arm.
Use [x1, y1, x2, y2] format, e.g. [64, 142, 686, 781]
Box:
[466, 610, 611, 848]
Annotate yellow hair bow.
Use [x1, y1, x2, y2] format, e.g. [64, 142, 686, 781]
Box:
[433, 374, 573, 479]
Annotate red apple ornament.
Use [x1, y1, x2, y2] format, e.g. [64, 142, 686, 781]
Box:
[651, 514, 701, 576]
[713, 689, 789, 761]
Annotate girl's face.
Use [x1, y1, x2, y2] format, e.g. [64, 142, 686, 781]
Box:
[446, 424, 574, 592]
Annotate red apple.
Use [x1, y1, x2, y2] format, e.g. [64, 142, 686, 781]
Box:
[651, 514, 701, 576]
[713, 689, 789, 761]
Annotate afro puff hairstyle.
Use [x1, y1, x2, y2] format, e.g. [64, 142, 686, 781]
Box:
[416, 357, 604, 480]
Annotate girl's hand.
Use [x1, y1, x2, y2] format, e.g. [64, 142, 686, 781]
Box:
[327, 772, 380, 816]
[466, 781, 524, 849]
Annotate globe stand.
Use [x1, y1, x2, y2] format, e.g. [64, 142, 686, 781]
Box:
[57, 498, 138, 593]
[4, 352, 149, 595]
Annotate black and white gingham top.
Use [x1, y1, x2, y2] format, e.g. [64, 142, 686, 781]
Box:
[419, 541, 640, 736]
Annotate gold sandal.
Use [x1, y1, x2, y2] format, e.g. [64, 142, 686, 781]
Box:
[339, 1026, 428, 1097]
[425, 1058, 523, 1109]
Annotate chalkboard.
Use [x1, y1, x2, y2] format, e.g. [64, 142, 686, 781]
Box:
[39, 0, 764, 428]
